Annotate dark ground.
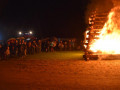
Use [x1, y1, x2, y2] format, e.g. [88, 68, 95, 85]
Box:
[0, 52, 120, 90]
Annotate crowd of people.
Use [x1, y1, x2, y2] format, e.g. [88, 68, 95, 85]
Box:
[0, 38, 77, 60]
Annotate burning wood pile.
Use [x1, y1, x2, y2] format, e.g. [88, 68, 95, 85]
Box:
[83, 6, 120, 60]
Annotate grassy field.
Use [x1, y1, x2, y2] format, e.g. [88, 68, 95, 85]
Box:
[1, 51, 120, 89]
[25, 51, 84, 60]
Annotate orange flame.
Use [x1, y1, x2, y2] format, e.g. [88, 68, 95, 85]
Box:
[90, 7, 120, 54]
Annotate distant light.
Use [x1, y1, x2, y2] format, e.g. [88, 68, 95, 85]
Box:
[19, 32, 22, 35]
[29, 31, 32, 34]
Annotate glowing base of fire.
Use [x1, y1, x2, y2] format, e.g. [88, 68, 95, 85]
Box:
[83, 53, 120, 60]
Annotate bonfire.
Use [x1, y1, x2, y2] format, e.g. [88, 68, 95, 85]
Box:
[90, 7, 120, 54]
[83, 6, 120, 60]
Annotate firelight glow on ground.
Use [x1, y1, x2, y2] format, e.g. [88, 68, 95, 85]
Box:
[0, 51, 120, 89]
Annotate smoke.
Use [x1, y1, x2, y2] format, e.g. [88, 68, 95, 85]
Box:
[85, 0, 114, 24]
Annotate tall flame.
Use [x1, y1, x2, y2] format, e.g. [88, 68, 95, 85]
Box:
[90, 7, 120, 54]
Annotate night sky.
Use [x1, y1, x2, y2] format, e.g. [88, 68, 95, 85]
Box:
[0, 0, 90, 40]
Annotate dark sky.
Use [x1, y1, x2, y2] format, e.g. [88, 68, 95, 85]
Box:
[0, 0, 90, 40]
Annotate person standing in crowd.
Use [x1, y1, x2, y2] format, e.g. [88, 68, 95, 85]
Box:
[41, 41, 45, 51]
[35, 41, 38, 53]
[0, 43, 6, 60]
[14, 40, 18, 56]
[58, 41, 64, 51]
[53, 41, 57, 51]
[9, 40, 15, 57]
[56, 41, 59, 51]
[31, 40, 36, 54]
[5, 46, 10, 59]
[23, 41, 27, 56]
[27, 41, 32, 55]
[21, 40, 25, 57]
[50, 41, 54, 52]
[64, 41, 68, 51]
[37, 40, 42, 53]
[18, 41, 22, 57]
[68, 40, 72, 51]
[45, 41, 50, 52]
[71, 40, 75, 50]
